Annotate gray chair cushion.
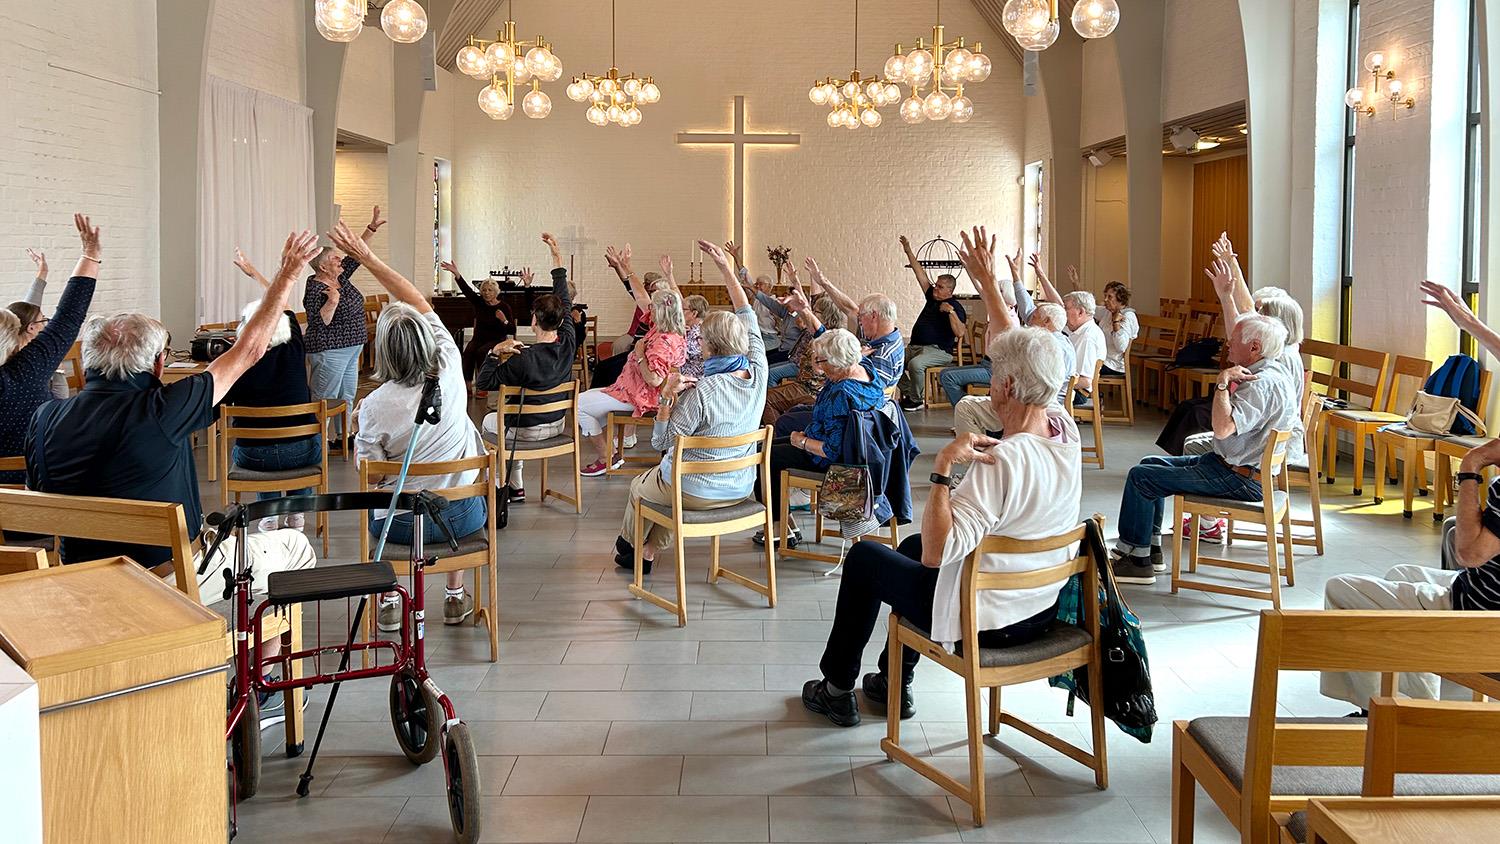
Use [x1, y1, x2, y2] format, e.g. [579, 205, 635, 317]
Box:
[1377, 423, 1444, 440]
[641, 499, 766, 524]
[1183, 490, 1289, 513]
[897, 618, 1092, 668]
[1446, 435, 1494, 450]
[482, 430, 575, 451]
[1331, 409, 1404, 423]
[227, 464, 321, 482]
[377, 530, 490, 561]
[1186, 716, 1500, 804]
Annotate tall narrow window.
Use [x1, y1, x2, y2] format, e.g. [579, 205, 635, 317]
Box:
[1338, 0, 1361, 345]
[1023, 160, 1045, 290]
[1461, 0, 1483, 355]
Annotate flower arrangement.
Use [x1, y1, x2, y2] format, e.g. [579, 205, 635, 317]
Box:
[766, 245, 792, 283]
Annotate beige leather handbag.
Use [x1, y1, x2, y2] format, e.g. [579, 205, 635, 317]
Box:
[1405, 391, 1487, 436]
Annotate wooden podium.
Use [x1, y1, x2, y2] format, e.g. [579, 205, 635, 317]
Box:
[0, 557, 228, 843]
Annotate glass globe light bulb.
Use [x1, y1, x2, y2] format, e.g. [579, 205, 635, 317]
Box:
[511, 55, 532, 82]
[828, 89, 844, 107]
[950, 96, 974, 123]
[810, 84, 827, 105]
[1387, 78, 1404, 97]
[640, 82, 661, 103]
[314, 0, 364, 42]
[844, 111, 859, 129]
[619, 78, 638, 96]
[522, 87, 551, 118]
[486, 41, 515, 68]
[1344, 88, 1365, 109]
[900, 96, 925, 124]
[566, 80, 585, 102]
[826, 110, 842, 128]
[922, 90, 952, 120]
[884, 82, 901, 102]
[884, 54, 906, 82]
[905, 49, 933, 82]
[860, 107, 882, 127]
[967, 52, 992, 82]
[587, 104, 607, 125]
[627, 106, 643, 125]
[524, 46, 549, 75]
[611, 89, 625, 104]
[864, 80, 883, 101]
[380, 0, 427, 43]
[1016, 18, 1061, 51]
[478, 84, 506, 111]
[456, 45, 490, 78]
[1002, 0, 1051, 37]
[940, 64, 960, 86]
[539, 56, 564, 82]
[600, 78, 618, 95]
[838, 80, 857, 100]
[1070, 0, 1120, 39]
[944, 48, 974, 74]
[607, 104, 625, 123]
[1363, 51, 1385, 73]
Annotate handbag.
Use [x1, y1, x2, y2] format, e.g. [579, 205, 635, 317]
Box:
[495, 387, 524, 530]
[1168, 337, 1221, 370]
[1406, 391, 1487, 437]
[817, 463, 874, 523]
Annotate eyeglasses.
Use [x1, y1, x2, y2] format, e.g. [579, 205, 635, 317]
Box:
[814, 357, 829, 365]
[29, 317, 50, 329]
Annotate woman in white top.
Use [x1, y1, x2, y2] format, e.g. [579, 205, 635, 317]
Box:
[803, 319, 1082, 728]
[330, 222, 487, 632]
[1094, 280, 1139, 376]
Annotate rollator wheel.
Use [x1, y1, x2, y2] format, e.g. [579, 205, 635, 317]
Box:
[389, 672, 443, 764]
[443, 722, 483, 844]
[231, 692, 262, 800]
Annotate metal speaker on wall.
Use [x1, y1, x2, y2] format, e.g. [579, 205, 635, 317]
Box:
[1086, 149, 1112, 167]
[419, 29, 438, 92]
[1023, 51, 1040, 97]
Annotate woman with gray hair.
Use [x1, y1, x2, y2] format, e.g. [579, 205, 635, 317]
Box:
[575, 257, 687, 476]
[331, 221, 488, 631]
[304, 205, 385, 448]
[761, 289, 847, 426]
[803, 235, 1083, 727]
[612, 241, 767, 572]
[682, 293, 710, 379]
[0, 215, 99, 484]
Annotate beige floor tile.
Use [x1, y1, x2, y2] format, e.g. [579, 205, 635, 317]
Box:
[622, 663, 765, 691]
[538, 690, 694, 720]
[577, 795, 771, 842]
[562, 640, 702, 664]
[386, 794, 588, 843]
[604, 720, 769, 755]
[479, 663, 628, 691]
[946, 794, 1154, 842]
[503, 754, 684, 795]
[770, 794, 961, 842]
[680, 754, 856, 796]
[468, 721, 612, 755]
[688, 691, 822, 722]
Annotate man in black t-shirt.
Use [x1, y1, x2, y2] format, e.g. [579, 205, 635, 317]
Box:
[476, 232, 576, 503]
[896, 235, 966, 410]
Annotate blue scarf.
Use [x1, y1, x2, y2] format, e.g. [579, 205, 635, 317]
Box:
[702, 354, 749, 377]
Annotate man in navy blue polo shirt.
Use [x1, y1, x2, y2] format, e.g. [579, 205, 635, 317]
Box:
[27, 231, 322, 581]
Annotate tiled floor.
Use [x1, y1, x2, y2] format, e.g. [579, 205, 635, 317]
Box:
[224, 400, 1448, 843]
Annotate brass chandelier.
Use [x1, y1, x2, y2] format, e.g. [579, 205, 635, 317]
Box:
[1000, 0, 1121, 52]
[809, 1, 901, 129]
[567, 1, 660, 126]
[456, 1, 564, 120]
[314, 0, 428, 44]
[883, 0, 992, 124]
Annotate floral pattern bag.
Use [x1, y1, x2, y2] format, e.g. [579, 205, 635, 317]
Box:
[817, 463, 873, 523]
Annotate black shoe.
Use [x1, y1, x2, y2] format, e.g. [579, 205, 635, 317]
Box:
[862, 672, 915, 719]
[508, 487, 526, 503]
[1110, 551, 1157, 585]
[753, 523, 801, 548]
[899, 397, 925, 411]
[614, 537, 650, 574]
[802, 679, 861, 727]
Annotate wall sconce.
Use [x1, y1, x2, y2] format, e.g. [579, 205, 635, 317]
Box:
[1345, 51, 1417, 116]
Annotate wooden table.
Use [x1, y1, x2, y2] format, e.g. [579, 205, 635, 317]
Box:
[1306, 797, 1500, 843]
[161, 361, 209, 383]
[0, 557, 227, 843]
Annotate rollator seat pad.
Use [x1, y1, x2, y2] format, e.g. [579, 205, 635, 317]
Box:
[267, 561, 399, 604]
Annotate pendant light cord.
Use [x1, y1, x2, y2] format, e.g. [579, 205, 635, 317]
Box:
[612, 0, 617, 67]
[853, 0, 858, 69]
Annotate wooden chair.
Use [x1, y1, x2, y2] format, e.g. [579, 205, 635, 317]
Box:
[1375, 368, 1492, 518]
[0, 455, 24, 490]
[1159, 314, 1216, 408]
[62, 340, 84, 393]
[0, 488, 304, 751]
[484, 381, 583, 514]
[1311, 343, 1398, 495]
[1161, 297, 1188, 319]
[322, 399, 351, 463]
[0, 545, 47, 576]
[1173, 609, 1500, 844]
[219, 401, 334, 555]
[924, 331, 973, 409]
[358, 450, 501, 662]
[1173, 430, 1295, 608]
[1131, 314, 1186, 409]
[605, 411, 659, 476]
[1095, 346, 1134, 425]
[1070, 364, 1106, 469]
[1225, 375, 1325, 556]
[882, 520, 1107, 826]
[1435, 434, 1498, 522]
[1169, 318, 1229, 406]
[630, 427, 776, 626]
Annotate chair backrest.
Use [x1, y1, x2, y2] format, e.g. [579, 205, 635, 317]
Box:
[63, 340, 85, 391]
[958, 520, 1098, 661]
[1255, 429, 1293, 485]
[1301, 339, 1393, 410]
[221, 400, 329, 445]
[1381, 354, 1434, 413]
[968, 319, 987, 359]
[1134, 314, 1186, 356]
[667, 427, 773, 513]
[0, 488, 197, 597]
[0, 545, 48, 576]
[1240, 609, 1500, 842]
[1362, 697, 1500, 796]
[359, 449, 497, 505]
[1478, 369, 1495, 418]
[494, 380, 579, 418]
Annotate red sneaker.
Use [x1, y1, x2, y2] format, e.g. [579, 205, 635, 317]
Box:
[580, 460, 608, 477]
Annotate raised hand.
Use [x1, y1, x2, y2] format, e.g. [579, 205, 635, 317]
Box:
[1205, 258, 1234, 299]
[957, 226, 997, 288]
[521, 267, 534, 286]
[779, 287, 810, 313]
[232, 248, 258, 279]
[440, 260, 459, 275]
[898, 234, 912, 252]
[328, 220, 373, 262]
[541, 230, 561, 254]
[604, 244, 633, 274]
[697, 239, 733, 274]
[804, 256, 824, 280]
[368, 205, 388, 232]
[26, 248, 47, 278]
[1419, 280, 1471, 323]
[1211, 231, 1236, 262]
[659, 253, 673, 277]
[723, 240, 742, 262]
[1065, 265, 1080, 289]
[278, 230, 320, 278]
[74, 213, 101, 257]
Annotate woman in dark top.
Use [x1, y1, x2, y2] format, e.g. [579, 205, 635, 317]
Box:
[302, 205, 383, 445]
[440, 260, 518, 390]
[0, 214, 99, 484]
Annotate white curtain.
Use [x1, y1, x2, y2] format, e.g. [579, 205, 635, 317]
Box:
[198, 76, 316, 325]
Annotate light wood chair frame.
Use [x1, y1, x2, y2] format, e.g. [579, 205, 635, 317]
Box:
[924, 321, 980, 409]
[489, 381, 584, 513]
[631, 426, 776, 626]
[358, 449, 501, 662]
[1434, 434, 1498, 522]
[1096, 346, 1134, 425]
[1173, 609, 1500, 844]
[1323, 352, 1429, 497]
[882, 520, 1107, 826]
[1226, 377, 1325, 556]
[219, 400, 334, 556]
[605, 411, 660, 476]
[1375, 369, 1492, 519]
[1302, 340, 1395, 495]
[1132, 314, 1186, 409]
[1173, 430, 1295, 608]
[0, 544, 48, 576]
[0, 487, 305, 750]
[1070, 365, 1106, 469]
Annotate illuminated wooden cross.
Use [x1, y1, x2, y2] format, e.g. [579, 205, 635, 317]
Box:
[676, 95, 801, 249]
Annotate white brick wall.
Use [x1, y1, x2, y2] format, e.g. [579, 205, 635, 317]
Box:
[451, 0, 1028, 336]
[1161, 0, 1249, 121]
[334, 150, 391, 297]
[207, 0, 303, 104]
[339, 28, 396, 144]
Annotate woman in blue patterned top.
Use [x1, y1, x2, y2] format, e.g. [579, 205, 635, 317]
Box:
[756, 328, 884, 546]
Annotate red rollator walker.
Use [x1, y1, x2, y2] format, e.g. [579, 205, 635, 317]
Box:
[209, 376, 482, 842]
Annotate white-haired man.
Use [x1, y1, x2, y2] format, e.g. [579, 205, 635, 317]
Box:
[1111, 314, 1299, 584]
[1029, 256, 1106, 405]
[895, 235, 967, 410]
[27, 231, 321, 596]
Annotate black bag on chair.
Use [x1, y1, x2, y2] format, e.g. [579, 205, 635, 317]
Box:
[495, 387, 523, 531]
[1169, 337, 1222, 370]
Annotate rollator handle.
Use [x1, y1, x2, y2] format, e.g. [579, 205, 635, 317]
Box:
[414, 490, 460, 551]
[414, 375, 442, 426]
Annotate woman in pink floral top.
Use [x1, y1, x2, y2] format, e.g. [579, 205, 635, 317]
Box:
[576, 259, 687, 476]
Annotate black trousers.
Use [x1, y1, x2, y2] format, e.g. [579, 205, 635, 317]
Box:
[755, 439, 822, 520]
[766, 348, 790, 365]
[591, 352, 629, 389]
[462, 337, 500, 384]
[818, 536, 1058, 691]
[1155, 396, 1213, 456]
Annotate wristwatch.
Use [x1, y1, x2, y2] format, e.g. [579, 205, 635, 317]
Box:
[1457, 471, 1486, 486]
[1215, 382, 1230, 392]
[929, 472, 955, 489]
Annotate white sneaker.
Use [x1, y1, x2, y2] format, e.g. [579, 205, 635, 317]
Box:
[282, 513, 306, 532]
[257, 517, 281, 534]
[789, 488, 812, 511]
[622, 433, 638, 449]
[377, 598, 402, 633]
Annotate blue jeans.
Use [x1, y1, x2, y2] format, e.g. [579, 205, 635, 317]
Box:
[1116, 453, 1263, 554]
[768, 360, 799, 386]
[308, 345, 363, 438]
[367, 494, 487, 546]
[232, 436, 323, 501]
[938, 365, 989, 406]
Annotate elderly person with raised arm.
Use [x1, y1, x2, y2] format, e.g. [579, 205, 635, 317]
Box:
[800, 226, 1081, 727]
[1, 225, 98, 484]
[329, 222, 488, 632]
[612, 240, 767, 573]
[1319, 281, 1500, 711]
[682, 293, 709, 379]
[440, 259, 518, 392]
[575, 245, 687, 476]
[762, 291, 847, 426]
[305, 205, 385, 448]
[896, 234, 967, 411]
[1110, 313, 1299, 585]
[1032, 257, 1106, 405]
[1095, 280, 1138, 378]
